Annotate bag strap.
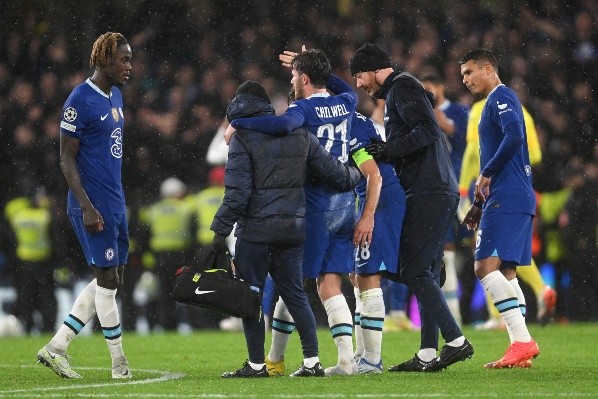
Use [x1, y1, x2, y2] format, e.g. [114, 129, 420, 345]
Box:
[211, 248, 235, 278]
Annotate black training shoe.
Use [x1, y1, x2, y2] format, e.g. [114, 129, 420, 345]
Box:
[388, 354, 430, 372]
[423, 339, 474, 372]
[221, 361, 269, 378]
[289, 362, 325, 377]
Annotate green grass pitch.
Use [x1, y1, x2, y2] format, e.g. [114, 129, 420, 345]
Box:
[1, 324, 597, 398]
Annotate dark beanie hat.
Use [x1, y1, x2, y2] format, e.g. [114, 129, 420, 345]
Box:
[235, 80, 270, 103]
[349, 43, 391, 75]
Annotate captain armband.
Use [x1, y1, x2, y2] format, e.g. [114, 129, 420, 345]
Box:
[352, 148, 373, 168]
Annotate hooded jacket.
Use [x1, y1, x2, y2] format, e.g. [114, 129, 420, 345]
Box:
[211, 93, 361, 246]
[377, 71, 458, 198]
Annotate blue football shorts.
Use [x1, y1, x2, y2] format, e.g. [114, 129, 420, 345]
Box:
[303, 204, 355, 279]
[70, 213, 129, 267]
[474, 212, 533, 265]
[354, 183, 404, 276]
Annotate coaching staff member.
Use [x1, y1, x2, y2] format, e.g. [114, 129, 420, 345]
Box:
[349, 43, 473, 372]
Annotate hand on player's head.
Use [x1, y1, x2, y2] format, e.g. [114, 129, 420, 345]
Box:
[279, 45, 308, 68]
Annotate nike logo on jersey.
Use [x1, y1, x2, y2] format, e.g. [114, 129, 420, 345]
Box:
[101, 113, 109, 121]
[195, 288, 216, 295]
[356, 262, 367, 268]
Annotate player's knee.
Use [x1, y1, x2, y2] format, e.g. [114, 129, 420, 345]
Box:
[95, 267, 120, 290]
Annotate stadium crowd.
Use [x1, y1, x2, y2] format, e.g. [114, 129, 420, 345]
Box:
[0, 0, 596, 333]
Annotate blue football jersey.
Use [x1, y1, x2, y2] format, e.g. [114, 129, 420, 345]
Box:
[289, 92, 356, 211]
[290, 92, 354, 164]
[349, 112, 400, 198]
[479, 85, 535, 215]
[60, 78, 126, 216]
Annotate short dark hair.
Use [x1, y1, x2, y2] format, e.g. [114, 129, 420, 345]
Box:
[291, 49, 331, 88]
[459, 48, 498, 70]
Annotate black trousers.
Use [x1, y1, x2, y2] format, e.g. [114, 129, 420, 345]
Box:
[234, 239, 318, 364]
[14, 260, 56, 333]
[399, 194, 462, 349]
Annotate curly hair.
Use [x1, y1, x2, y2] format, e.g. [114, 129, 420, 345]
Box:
[89, 32, 128, 69]
[291, 49, 331, 88]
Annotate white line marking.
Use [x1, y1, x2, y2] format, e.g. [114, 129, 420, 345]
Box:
[0, 365, 183, 395]
[0, 365, 594, 398]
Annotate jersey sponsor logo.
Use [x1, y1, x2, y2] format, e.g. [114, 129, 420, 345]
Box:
[111, 128, 123, 158]
[101, 113, 109, 121]
[497, 101, 512, 115]
[60, 121, 76, 132]
[105, 248, 115, 261]
[63, 107, 77, 122]
[195, 288, 216, 295]
[118, 107, 124, 118]
[112, 108, 119, 122]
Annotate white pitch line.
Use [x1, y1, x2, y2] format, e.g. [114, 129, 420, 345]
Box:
[0, 365, 183, 395]
[0, 366, 594, 398]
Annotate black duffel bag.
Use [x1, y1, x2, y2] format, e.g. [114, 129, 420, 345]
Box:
[171, 249, 262, 320]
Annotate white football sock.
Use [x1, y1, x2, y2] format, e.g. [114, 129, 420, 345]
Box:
[48, 279, 97, 354]
[303, 356, 320, 368]
[442, 250, 462, 325]
[481, 271, 531, 343]
[359, 288, 384, 364]
[96, 285, 125, 360]
[249, 361, 265, 370]
[267, 297, 294, 363]
[324, 294, 354, 369]
[509, 278, 527, 318]
[417, 348, 437, 362]
[353, 288, 364, 359]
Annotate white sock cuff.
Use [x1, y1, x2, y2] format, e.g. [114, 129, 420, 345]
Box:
[273, 298, 293, 322]
[84, 279, 97, 295]
[303, 356, 320, 368]
[443, 250, 456, 264]
[323, 294, 348, 314]
[480, 270, 506, 291]
[417, 348, 437, 362]
[359, 288, 383, 300]
[96, 285, 117, 299]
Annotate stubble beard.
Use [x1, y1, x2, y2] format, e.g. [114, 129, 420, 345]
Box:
[295, 81, 306, 100]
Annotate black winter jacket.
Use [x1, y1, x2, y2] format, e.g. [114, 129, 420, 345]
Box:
[377, 71, 458, 198]
[211, 93, 361, 246]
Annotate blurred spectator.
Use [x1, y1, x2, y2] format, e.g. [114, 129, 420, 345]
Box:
[4, 187, 58, 333]
[0, 1, 595, 325]
[137, 177, 195, 331]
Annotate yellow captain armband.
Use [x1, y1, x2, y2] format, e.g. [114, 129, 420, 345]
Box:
[352, 147, 373, 167]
